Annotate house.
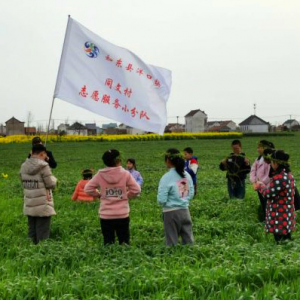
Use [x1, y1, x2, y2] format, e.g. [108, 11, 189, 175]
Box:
[206, 120, 237, 132]
[164, 123, 185, 133]
[85, 123, 97, 135]
[185, 109, 207, 133]
[67, 122, 88, 135]
[103, 128, 127, 135]
[57, 123, 70, 134]
[119, 123, 145, 135]
[5, 117, 25, 136]
[283, 119, 299, 130]
[24, 127, 37, 135]
[0, 124, 6, 136]
[239, 115, 269, 133]
[102, 123, 118, 129]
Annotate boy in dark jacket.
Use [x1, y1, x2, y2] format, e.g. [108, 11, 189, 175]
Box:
[219, 140, 250, 199]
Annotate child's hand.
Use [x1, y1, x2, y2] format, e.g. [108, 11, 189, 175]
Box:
[221, 159, 227, 165]
[245, 158, 250, 165]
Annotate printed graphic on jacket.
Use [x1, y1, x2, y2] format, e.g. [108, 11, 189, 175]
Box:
[105, 187, 123, 200]
[176, 178, 189, 199]
[22, 180, 39, 189]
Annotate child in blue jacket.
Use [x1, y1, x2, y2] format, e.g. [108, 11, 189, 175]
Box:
[157, 148, 194, 246]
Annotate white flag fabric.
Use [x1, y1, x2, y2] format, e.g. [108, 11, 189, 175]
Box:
[54, 17, 172, 134]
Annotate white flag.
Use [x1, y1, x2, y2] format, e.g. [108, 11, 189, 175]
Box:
[54, 17, 172, 135]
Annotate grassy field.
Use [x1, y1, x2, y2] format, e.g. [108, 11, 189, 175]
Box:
[0, 135, 300, 300]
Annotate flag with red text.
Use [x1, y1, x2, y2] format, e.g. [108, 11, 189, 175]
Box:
[54, 17, 172, 134]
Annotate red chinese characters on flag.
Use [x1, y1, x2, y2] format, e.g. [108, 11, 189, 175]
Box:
[140, 110, 150, 120]
[101, 94, 110, 104]
[113, 99, 121, 109]
[116, 59, 122, 67]
[79, 85, 88, 97]
[105, 78, 113, 89]
[136, 68, 143, 76]
[124, 88, 132, 98]
[131, 107, 139, 118]
[154, 79, 161, 88]
[105, 55, 113, 62]
[147, 74, 153, 80]
[91, 90, 99, 101]
[126, 63, 134, 72]
[122, 105, 129, 113]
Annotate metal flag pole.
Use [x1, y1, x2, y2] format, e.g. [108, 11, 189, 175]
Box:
[45, 15, 71, 146]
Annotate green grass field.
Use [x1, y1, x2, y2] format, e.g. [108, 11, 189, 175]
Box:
[0, 135, 300, 300]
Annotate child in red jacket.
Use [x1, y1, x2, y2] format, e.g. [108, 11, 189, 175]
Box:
[72, 169, 95, 202]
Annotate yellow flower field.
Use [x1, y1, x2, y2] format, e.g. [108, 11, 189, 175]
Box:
[0, 132, 243, 144]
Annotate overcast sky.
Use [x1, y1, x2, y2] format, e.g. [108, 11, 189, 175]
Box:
[1, 0, 299, 128]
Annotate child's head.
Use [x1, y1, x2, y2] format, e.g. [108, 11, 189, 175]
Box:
[183, 147, 193, 160]
[102, 149, 121, 167]
[82, 169, 93, 180]
[31, 144, 47, 160]
[270, 150, 290, 171]
[126, 158, 136, 170]
[257, 140, 275, 155]
[165, 148, 185, 178]
[32, 136, 43, 145]
[231, 140, 242, 154]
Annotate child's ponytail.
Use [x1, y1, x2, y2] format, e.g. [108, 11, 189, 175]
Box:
[165, 148, 185, 178]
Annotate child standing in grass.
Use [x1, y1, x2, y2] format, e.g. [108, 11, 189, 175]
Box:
[126, 158, 143, 187]
[158, 148, 194, 246]
[84, 149, 140, 245]
[219, 140, 251, 199]
[72, 169, 95, 202]
[250, 140, 275, 221]
[183, 147, 199, 196]
[253, 150, 296, 243]
[20, 144, 57, 244]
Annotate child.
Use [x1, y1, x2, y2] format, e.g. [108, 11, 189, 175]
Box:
[158, 148, 194, 246]
[72, 169, 95, 202]
[126, 158, 143, 186]
[20, 144, 57, 244]
[28, 136, 57, 169]
[219, 140, 250, 199]
[250, 140, 275, 221]
[183, 147, 199, 196]
[253, 150, 296, 243]
[84, 149, 141, 245]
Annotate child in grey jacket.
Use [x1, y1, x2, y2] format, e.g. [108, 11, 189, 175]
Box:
[157, 148, 194, 246]
[20, 144, 57, 244]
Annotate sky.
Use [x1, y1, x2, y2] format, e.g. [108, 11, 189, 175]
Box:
[1, 0, 300, 128]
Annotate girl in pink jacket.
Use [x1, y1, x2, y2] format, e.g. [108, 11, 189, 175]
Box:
[250, 140, 274, 222]
[84, 149, 141, 245]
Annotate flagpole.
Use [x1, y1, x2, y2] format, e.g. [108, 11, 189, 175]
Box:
[45, 15, 72, 146]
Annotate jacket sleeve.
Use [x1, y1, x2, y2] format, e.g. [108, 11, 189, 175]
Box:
[127, 173, 141, 199]
[157, 176, 169, 205]
[258, 176, 282, 200]
[187, 173, 194, 201]
[47, 151, 57, 169]
[41, 165, 57, 189]
[136, 172, 144, 186]
[241, 157, 251, 175]
[250, 160, 258, 183]
[219, 161, 227, 171]
[84, 174, 101, 197]
[71, 182, 80, 200]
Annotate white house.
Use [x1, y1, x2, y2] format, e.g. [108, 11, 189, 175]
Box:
[119, 123, 145, 135]
[185, 109, 207, 133]
[239, 115, 269, 133]
[57, 123, 70, 133]
[206, 120, 237, 132]
[67, 122, 88, 135]
[283, 119, 299, 129]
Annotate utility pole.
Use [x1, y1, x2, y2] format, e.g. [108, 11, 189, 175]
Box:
[253, 103, 256, 115]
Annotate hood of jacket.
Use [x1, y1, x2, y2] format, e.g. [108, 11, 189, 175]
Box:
[22, 158, 48, 175]
[98, 166, 126, 184]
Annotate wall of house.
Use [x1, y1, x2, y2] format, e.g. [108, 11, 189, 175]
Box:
[185, 112, 207, 132]
[67, 129, 88, 135]
[6, 122, 24, 135]
[240, 125, 269, 133]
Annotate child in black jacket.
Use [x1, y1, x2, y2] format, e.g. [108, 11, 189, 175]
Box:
[220, 140, 250, 199]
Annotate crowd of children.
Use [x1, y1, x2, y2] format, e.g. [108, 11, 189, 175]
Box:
[19, 137, 298, 246]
